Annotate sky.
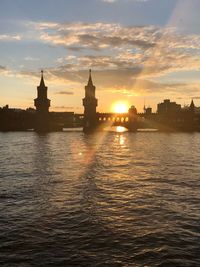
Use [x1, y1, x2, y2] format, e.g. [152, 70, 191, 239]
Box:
[1, 0, 200, 112]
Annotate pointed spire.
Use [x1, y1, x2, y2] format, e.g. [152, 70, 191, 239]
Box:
[40, 69, 45, 87]
[87, 69, 93, 86]
[143, 99, 146, 112]
[190, 99, 195, 108]
[190, 99, 195, 113]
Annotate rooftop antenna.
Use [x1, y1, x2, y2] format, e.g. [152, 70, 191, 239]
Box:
[143, 98, 146, 112]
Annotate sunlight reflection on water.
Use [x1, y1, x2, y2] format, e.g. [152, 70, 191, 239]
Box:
[104, 125, 128, 132]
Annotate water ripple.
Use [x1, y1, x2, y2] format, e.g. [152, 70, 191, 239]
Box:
[0, 132, 200, 266]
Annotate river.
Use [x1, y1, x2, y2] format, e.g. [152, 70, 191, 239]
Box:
[0, 130, 199, 266]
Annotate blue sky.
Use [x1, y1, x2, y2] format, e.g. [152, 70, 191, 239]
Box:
[1, 0, 200, 112]
[0, 0, 176, 25]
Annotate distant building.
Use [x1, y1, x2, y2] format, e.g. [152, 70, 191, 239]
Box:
[3, 104, 9, 110]
[157, 99, 181, 114]
[26, 107, 36, 113]
[144, 107, 152, 115]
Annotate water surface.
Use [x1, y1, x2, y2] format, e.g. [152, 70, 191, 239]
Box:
[0, 131, 199, 266]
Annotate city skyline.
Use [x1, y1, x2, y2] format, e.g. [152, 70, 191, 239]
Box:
[1, 0, 200, 112]
[1, 68, 198, 134]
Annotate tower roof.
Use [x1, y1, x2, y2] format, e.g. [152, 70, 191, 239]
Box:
[87, 69, 94, 86]
[190, 99, 195, 108]
[39, 70, 46, 87]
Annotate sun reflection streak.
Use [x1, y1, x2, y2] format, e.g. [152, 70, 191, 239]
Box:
[67, 122, 128, 181]
[119, 135, 126, 146]
[68, 128, 111, 180]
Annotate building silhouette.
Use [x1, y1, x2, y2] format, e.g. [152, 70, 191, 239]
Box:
[34, 71, 51, 131]
[34, 70, 50, 113]
[82, 69, 98, 133]
[189, 99, 195, 113]
[1, 69, 200, 132]
[157, 99, 181, 114]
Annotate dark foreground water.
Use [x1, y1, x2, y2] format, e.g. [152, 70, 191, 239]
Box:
[0, 130, 200, 267]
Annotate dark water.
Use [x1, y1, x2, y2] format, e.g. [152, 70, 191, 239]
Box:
[0, 131, 200, 267]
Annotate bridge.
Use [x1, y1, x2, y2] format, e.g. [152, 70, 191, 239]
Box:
[82, 70, 138, 133]
[96, 110, 137, 131]
[1, 70, 199, 132]
[82, 70, 200, 133]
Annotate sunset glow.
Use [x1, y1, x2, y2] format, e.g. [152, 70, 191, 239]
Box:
[113, 102, 128, 114]
[1, 1, 200, 111]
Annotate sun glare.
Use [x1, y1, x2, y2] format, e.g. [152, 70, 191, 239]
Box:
[116, 126, 127, 133]
[113, 102, 128, 113]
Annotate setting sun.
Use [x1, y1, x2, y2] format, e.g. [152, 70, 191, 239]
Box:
[112, 102, 129, 113]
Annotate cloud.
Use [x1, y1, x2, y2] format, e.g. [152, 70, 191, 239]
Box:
[38, 22, 156, 51]
[24, 56, 39, 61]
[55, 91, 74, 95]
[3, 20, 200, 102]
[0, 34, 21, 41]
[192, 96, 200, 100]
[30, 21, 200, 80]
[102, 0, 149, 3]
[53, 106, 74, 110]
[52, 106, 81, 111]
[0, 66, 10, 75]
[12, 65, 199, 112]
[0, 66, 6, 71]
[102, 0, 116, 2]
[19, 66, 200, 99]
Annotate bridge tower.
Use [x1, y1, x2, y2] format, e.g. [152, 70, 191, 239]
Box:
[34, 70, 50, 113]
[83, 70, 98, 133]
[34, 70, 51, 131]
